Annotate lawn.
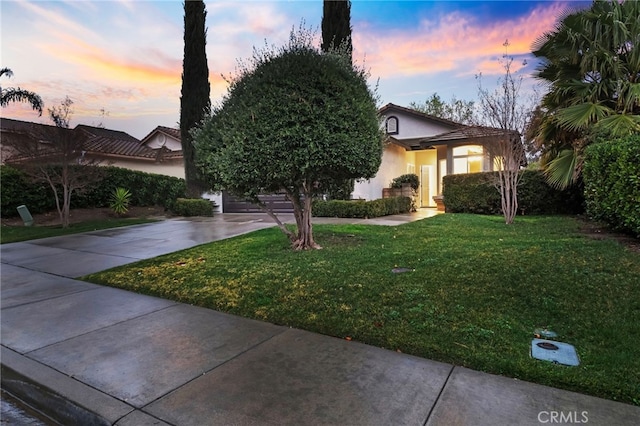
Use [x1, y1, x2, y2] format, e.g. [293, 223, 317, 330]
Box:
[0, 218, 157, 244]
[83, 214, 640, 406]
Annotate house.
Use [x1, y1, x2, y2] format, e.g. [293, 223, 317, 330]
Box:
[0, 119, 183, 178]
[353, 103, 509, 207]
[1, 104, 510, 213]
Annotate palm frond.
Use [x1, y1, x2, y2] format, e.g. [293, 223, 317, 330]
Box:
[594, 113, 640, 136]
[556, 103, 611, 132]
[543, 149, 579, 190]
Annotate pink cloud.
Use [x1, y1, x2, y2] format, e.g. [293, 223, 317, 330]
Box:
[354, 2, 567, 79]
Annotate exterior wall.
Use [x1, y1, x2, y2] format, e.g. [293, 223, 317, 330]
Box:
[143, 133, 181, 151]
[353, 143, 408, 200]
[382, 110, 454, 140]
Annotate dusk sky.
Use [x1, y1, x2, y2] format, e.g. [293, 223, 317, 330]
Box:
[1, 0, 591, 139]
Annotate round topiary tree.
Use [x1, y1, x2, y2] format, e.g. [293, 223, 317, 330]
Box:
[194, 29, 383, 250]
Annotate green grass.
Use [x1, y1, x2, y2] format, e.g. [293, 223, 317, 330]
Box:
[1, 218, 157, 244]
[83, 214, 640, 405]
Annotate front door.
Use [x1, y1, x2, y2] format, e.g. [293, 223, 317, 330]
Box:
[420, 165, 434, 207]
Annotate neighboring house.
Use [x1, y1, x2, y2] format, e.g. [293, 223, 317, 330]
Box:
[353, 103, 508, 207]
[0, 119, 183, 178]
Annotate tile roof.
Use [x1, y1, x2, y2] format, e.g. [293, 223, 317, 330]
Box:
[75, 124, 141, 144]
[1, 117, 182, 162]
[83, 136, 182, 160]
[418, 126, 517, 147]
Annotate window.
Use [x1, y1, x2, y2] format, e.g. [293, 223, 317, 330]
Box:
[385, 116, 399, 135]
[452, 145, 484, 174]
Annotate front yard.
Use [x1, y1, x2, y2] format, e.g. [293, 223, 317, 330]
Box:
[83, 214, 640, 406]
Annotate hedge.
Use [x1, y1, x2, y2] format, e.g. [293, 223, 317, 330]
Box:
[172, 198, 214, 217]
[442, 170, 584, 215]
[583, 135, 640, 236]
[0, 166, 55, 216]
[313, 196, 411, 218]
[1, 165, 187, 217]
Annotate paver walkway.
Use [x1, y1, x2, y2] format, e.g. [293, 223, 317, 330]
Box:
[1, 213, 638, 425]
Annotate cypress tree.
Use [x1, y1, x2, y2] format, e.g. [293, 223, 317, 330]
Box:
[321, 0, 352, 61]
[321, 0, 355, 200]
[180, 0, 210, 196]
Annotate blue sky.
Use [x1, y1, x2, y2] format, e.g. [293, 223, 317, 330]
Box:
[1, 0, 590, 138]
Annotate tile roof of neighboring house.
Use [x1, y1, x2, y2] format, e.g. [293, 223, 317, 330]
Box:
[0, 117, 57, 135]
[75, 124, 141, 144]
[378, 103, 465, 129]
[140, 125, 182, 145]
[83, 136, 182, 161]
[1, 118, 182, 162]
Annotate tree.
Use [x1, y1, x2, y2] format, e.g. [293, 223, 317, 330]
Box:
[180, 0, 211, 196]
[4, 97, 104, 228]
[531, 0, 640, 189]
[321, 0, 355, 200]
[321, 0, 352, 60]
[194, 29, 383, 250]
[1, 67, 43, 115]
[409, 93, 476, 125]
[476, 41, 532, 225]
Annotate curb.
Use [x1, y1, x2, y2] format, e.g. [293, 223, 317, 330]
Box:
[1, 346, 133, 425]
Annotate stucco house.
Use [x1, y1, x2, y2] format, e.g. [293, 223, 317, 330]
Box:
[0, 119, 183, 177]
[2, 104, 509, 213]
[353, 103, 508, 208]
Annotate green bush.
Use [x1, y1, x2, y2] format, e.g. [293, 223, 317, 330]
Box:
[313, 196, 411, 218]
[0, 166, 55, 217]
[1, 165, 187, 217]
[583, 135, 640, 236]
[172, 198, 214, 217]
[391, 174, 420, 191]
[443, 170, 584, 215]
[77, 167, 186, 209]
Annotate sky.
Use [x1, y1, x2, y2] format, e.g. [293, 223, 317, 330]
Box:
[1, 0, 591, 139]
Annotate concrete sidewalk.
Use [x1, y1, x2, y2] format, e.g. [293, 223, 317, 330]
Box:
[1, 214, 639, 425]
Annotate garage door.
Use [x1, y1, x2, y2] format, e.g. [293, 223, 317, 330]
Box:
[222, 192, 294, 213]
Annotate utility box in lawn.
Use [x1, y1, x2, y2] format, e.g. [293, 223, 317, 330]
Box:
[16, 205, 34, 227]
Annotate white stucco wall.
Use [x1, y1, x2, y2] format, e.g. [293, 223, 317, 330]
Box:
[353, 143, 408, 200]
[383, 110, 454, 139]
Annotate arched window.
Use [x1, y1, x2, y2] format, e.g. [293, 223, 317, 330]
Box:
[385, 116, 399, 135]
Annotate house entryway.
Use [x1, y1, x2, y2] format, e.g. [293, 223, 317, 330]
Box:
[420, 165, 436, 208]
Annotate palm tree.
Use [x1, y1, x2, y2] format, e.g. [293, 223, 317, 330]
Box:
[1, 68, 43, 115]
[531, 0, 640, 188]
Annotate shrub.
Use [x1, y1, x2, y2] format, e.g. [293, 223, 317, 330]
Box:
[78, 167, 186, 209]
[109, 187, 132, 216]
[391, 174, 420, 191]
[172, 198, 214, 217]
[443, 170, 584, 215]
[0, 166, 55, 217]
[313, 196, 411, 218]
[583, 136, 640, 236]
[1, 165, 187, 216]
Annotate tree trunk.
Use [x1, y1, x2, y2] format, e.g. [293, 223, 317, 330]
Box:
[499, 169, 519, 225]
[283, 182, 320, 250]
